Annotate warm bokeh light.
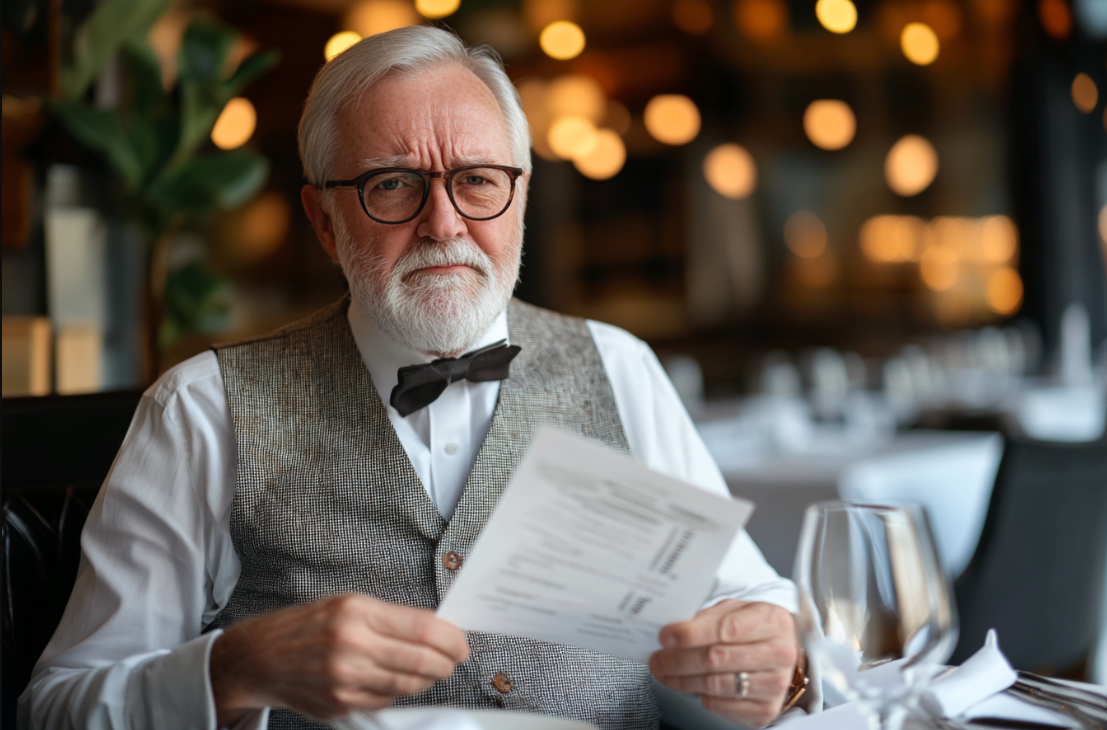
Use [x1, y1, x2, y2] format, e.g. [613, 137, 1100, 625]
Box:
[548, 116, 598, 159]
[324, 31, 362, 61]
[816, 0, 858, 34]
[703, 143, 758, 199]
[860, 215, 924, 262]
[540, 20, 586, 60]
[981, 215, 1018, 263]
[523, 0, 578, 34]
[546, 75, 605, 122]
[644, 94, 701, 145]
[885, 134, 939, 196]
[344, 0, 419, 38]
[733, 0, 788, 41]
[795, 251, 840, 288]
[218, 191, 291, 270]
[674, 0, 714, 33]
[1038, 0, 1072, 39]
[211, 97, 257, 150]
[987, 267, 1023, 314]
[784, 212, 829, 259]
[803, 100, 856, 150]
[415, 0, 459, 18]
[919, 246, 959, 290]
[1100, 204, 1107, 243]
[573, 129, 626, 179]
[1072, 73, 1099, 114]
[901, 22, 940, 65]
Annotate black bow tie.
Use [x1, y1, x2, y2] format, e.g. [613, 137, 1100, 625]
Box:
[389, 340, 522, 417]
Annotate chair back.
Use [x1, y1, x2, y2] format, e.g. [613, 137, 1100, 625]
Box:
[951, 436, 1107, 676]
[2, 391, 141, 723]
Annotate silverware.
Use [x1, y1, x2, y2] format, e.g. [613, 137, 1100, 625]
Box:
[1006, 683, 1105, 730]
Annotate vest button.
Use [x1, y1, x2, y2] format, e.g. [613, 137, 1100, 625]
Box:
[443, 551, 463, 571]
[492, 673, 513, 694]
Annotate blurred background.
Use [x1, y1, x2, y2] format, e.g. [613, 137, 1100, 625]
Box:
[2, 0, 1107, 689]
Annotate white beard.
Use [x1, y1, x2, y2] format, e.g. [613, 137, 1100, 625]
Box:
[334, 217, 520, 357]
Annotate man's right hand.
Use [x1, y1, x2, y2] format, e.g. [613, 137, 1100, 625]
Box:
[209, 593, 470, 726]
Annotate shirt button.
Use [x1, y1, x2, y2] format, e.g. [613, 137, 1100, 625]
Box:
[444, 442, 459, 455]
[443, 551, 463, 571]
[492, 673, 514, 694]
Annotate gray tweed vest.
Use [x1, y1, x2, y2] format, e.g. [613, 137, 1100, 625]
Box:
[211, 298, 660, 730]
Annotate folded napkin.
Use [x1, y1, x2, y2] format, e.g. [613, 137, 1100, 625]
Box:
[777, 630, 1076, 729]
[919, 629, 1017, 718]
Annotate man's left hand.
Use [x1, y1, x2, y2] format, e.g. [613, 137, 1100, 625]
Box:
[648, 600, 799, 729]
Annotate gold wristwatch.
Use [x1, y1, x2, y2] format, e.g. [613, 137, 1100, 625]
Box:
[781, 653, 810, 712]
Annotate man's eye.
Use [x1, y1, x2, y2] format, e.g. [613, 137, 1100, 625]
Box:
[377, 178, 407, 191]
[460, 175, 489, 186]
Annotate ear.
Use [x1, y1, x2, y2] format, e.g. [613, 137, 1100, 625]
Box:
[302, 185, 339, 262]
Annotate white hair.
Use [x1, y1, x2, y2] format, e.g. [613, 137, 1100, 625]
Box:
[298, 25, 532, 186]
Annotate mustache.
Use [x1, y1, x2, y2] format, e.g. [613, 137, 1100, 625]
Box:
[392, 239, 492, 281]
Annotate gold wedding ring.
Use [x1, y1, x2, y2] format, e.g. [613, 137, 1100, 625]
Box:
[737, 671, 751, 698]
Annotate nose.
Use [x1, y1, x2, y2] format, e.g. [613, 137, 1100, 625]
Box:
[415, 178, 467, 241]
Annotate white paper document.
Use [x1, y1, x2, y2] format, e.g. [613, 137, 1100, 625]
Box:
[437, 427, 754, 663]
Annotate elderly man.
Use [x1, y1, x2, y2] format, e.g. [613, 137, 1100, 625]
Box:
[21, 26, 812, 730]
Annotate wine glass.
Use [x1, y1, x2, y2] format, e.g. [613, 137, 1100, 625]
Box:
[794, 501, 958, 730]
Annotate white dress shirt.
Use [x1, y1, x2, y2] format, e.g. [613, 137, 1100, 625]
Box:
[20, 303, 798, 730]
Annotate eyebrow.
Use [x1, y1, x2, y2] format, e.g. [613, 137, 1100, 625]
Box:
[357, 155, 502, 170]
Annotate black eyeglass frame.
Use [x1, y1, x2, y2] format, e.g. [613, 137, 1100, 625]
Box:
[322, 165, 525, 225]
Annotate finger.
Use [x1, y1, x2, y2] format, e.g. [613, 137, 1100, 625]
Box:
[649, 640, 789, 677]
[355, 633, 462, 680]
[655, 669, 791, 700]
[660, 601, 789, 649]
[362, 601, 470, 663]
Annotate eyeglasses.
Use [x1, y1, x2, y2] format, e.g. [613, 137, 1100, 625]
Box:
[322, 165, 524, 225]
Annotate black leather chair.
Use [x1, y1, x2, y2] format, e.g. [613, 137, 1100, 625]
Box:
[950, 436, 1107, 677]
[2, 390, 142, 725]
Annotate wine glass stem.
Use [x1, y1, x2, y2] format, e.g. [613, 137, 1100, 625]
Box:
[873, 704, 908, 730]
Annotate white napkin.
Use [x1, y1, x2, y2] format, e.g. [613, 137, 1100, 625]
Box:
[919, 629, 1017, 718]
[776, 630, 1075, 729]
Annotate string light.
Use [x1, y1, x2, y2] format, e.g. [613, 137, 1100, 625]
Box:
[981, 215, 1018, 263]
[211, 98, 256, 150]
[1072, 73, 1099, 114]
[540, 20, 586, 60]
[901, 22, 940, 65]
[1037, 0, 1072, 39]
[546, 75, 605, 122]
[733, 0, 788, 41]
[986, 267, 1023, 314]
[803, 100, 856, 150]
[644, 94, 701, 145]
[816, 0, 858, 34]
[415, 0, 459, 18]
[324, 31, 362, 61]
[885, 134, 939, 196]
[548, 116, 598, 159]
[344, 0, 419, 38]
[784, 212, 829, 259]
[703, 143, 758, 199]
[573, 129, 626, 179]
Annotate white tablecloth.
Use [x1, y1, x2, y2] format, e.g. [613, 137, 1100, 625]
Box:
[698, 426, 1107, 685]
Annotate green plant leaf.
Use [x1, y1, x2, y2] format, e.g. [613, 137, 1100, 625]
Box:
[62, 0, 173, 101]
[160, 260, 232, 350]
[149, 150, 269, 215]
[178, 16, 238, 85]
[121, 37, 166, 117]
[176, 80, 224, 161]
[222, 49, 280, 97]
[48, 101, 144, 191]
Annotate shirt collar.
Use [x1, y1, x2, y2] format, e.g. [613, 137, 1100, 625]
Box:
[347, 298, 510, 396]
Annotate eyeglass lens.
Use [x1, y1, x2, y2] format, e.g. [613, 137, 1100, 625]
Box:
[362, 168, 513, 222]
